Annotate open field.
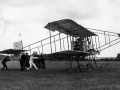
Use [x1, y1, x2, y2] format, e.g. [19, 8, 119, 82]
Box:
[0, 61, 120, 90]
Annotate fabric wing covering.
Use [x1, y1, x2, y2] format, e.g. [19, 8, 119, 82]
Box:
[0, 49, 28, 54]
[44, 19, 97, 38]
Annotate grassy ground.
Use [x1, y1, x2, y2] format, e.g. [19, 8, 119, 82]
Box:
[0, 61, 120, 90]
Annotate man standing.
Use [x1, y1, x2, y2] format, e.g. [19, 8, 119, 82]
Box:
[20, 53, 26, 71]
[25, 53, 30, 68]
[33, 52, 41, 69]
[1, 56, 11, 71]
[40, 53, 46, 69]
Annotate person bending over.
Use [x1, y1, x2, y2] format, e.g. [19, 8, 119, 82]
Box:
[1, 56, 11, 71]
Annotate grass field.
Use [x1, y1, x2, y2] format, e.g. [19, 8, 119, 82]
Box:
[0, 61, 120, 90]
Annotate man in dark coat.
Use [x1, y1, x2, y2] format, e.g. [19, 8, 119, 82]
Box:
[40, 53, 46, 69]
[20, 53, 26, 71]
[1, 56, 11, 71]
[24, 53, 30, 68]
[33, 52, 41, 69]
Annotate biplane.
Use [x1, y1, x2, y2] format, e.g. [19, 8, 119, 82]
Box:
[44, 19, 101, 71]
[23, 19, 120, 72]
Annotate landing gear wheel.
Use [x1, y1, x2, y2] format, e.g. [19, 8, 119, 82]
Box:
[86, 63, 94, 70]
[77, 64, 86, 72]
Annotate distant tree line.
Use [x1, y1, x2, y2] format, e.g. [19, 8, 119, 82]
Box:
[45, 54, 120, 61]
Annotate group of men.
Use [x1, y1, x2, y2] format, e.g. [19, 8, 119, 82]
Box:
[20, 52, 46, 71]
[1, 52, 46, 71]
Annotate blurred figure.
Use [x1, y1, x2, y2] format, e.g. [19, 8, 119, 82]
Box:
[1, 56, 11, 71]
[40, 53, 46, 69]
[36, 56, 41, 69]
[25, 53, 30, 68]
[27, 54, 39, 70]
[20, 53, 26, 71]
[33, 52, 41, 69]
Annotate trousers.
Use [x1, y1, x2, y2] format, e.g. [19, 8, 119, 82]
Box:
[27, 62, 38, 70]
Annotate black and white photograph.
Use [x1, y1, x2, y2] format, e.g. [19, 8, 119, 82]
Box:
[0, 0, 120, 90]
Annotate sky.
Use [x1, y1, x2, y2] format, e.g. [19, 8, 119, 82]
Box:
[0, 0, 120, 57]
